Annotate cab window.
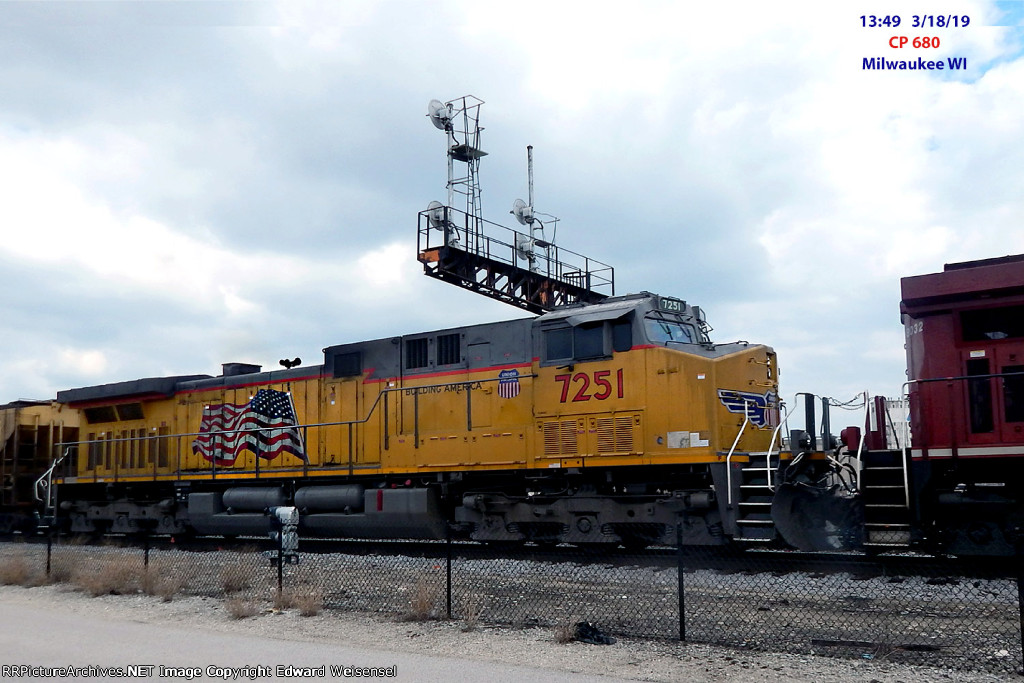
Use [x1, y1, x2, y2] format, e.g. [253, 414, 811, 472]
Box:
[644, 316, 695, 344]
[543, 324, 606, 363]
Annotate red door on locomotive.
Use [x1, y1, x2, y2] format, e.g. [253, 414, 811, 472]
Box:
[957, 305, 1024, 447]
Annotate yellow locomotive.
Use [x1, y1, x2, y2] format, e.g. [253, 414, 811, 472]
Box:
[50, 292, 779, 547]
[43, 96, 798, 548]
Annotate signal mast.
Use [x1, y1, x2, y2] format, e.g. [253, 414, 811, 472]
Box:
[417, 96, 614, 314]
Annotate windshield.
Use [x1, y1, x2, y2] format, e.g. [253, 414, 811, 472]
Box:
[644, 316, 695, 344]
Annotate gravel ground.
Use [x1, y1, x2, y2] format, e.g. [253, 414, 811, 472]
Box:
[2, 540, 1021, 681]
[0, 583, 1015, 682]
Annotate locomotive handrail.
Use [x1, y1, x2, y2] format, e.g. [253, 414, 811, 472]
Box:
[899, 385, 914, 508]
[34, 446, 74, 515]
[904, 369, 1024, 385]
[853, 390, 869, 490]
[52, 374, 538, 479]
[763, 399, 791, 492]
[724, 399, 753, 506]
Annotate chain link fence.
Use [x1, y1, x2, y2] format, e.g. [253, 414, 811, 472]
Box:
[1, 532, 1021, 676]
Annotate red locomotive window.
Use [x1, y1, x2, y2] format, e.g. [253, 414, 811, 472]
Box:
[961, 305, 1024, 341]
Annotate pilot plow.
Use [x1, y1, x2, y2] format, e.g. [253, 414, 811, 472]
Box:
[770, 453, 864, 552]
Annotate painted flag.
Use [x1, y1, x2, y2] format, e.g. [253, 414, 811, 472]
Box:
[497, 368, 521, 399]
[192, 389, 306, 465]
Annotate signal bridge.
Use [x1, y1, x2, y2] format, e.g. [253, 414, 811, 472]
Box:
[418, 96, 614, 314]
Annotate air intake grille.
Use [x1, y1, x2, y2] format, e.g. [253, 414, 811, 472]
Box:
[597, 416, 635, 453]
[542, 420, 578, 456]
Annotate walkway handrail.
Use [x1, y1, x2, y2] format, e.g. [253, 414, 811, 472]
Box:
[764, 399, 790, 492]
[52, 374, 537, 476]
[725, 400, 752, 506]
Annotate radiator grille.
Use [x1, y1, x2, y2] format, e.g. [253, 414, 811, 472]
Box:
[542, 420, 578, 456]
[596, 416, 634, 453]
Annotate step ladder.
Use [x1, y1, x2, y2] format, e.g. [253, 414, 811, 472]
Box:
[859, 450, 912, 548]
[733, 451, 778, 543]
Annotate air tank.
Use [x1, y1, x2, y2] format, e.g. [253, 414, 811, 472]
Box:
[222, 487, 286, 511]
[294, 485, 366, 512]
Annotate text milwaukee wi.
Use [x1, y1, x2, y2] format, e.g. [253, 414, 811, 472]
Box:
[863, 57, 967, 70]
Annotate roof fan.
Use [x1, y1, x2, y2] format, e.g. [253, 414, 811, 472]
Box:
[427, 99, 452, 131]
[511, 198, 534, 226]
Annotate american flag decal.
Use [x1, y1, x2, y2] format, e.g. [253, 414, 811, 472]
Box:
[497, 369, 520, 399]
[192, 389, 306, 465]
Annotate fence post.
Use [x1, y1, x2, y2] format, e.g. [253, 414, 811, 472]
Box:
[277, 526, 284, 594]
[143, 532, 150, 570]
[446, 524, 453, 619]
[1016, 533, 1024, 674]
[46, 531, 53, 578]
[677, 521, 686, 641]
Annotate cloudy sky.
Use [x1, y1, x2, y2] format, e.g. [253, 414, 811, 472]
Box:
[1, 0, 1023, 415]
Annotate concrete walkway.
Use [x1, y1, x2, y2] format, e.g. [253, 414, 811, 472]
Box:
[0, 598, 635, 682]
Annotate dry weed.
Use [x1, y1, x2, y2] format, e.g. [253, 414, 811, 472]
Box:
[293, 589, 323, 617]
[402, 576, 440, 621]
[141, 564, 186, 602]
[225, 597, 259, 619]
[156, 575, 186, 602]
[553, 622, 577, 644]
[48, 562, 74, 585]
[0, 555, 32, 586]
[73, 558, 141, 597]
[273, 589, 296, 610]
[220, 564, 251, 594]
[460, 594, 485, 632]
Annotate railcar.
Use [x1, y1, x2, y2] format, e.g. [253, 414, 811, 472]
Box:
[0, 400, 78, 534]
[46, 292, 791, 548]
[895, 254, 1024, 555]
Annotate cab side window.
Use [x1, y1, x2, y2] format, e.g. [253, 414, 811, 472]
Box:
[543, 318, 633, 364]
[574, 323, 604, 359]
[545, 328, 573, 361]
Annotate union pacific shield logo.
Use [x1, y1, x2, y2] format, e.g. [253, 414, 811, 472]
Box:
[498, 369, 520, 399]
[717, 389, 775, 428]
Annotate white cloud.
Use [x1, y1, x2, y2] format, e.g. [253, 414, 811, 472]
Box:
[56, 348, 109, 378]
[0, 0, 1021, 406]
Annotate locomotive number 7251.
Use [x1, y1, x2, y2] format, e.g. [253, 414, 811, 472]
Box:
[554, 369, 625, 403]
